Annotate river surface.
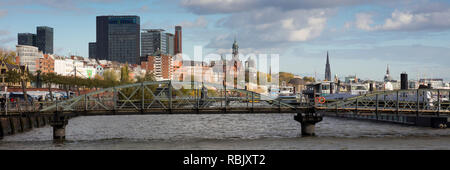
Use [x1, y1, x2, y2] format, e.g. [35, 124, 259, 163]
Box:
[1, 114, 449, 150]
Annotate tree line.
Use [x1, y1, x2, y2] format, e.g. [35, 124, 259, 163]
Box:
[3, 61, 156, 102]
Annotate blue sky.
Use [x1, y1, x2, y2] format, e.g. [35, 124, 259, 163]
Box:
[0, 0, 449, 81]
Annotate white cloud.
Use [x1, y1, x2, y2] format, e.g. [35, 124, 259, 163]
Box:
[353, 9, 450, 31]
[180, 16, 208, 28]
[355, 13, 375, 31]
[288, 17, 326, 41]
[180, 0, 396, 14]
[206, 8, 332, 51]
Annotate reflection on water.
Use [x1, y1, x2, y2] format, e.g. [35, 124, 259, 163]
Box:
[1, 114, 449, 150]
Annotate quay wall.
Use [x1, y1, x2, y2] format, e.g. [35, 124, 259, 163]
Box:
[0, 114, 52, 139]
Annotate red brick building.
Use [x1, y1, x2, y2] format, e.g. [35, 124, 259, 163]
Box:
[140, 54, 173, 80]
[36, 54, 54, 73]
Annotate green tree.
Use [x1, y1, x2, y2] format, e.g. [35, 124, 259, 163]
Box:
[120, 64, 130, 84]
[136, 71, 156, 83]
[6, 69, 30, 104]
[279, 72, 295, 85]
[103, 69, 119, 87]
[41, 72, 58, 101]
[303, 76, 316, 83]
[0, 49, 17, 65]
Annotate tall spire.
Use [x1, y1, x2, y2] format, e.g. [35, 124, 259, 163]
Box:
[232, 36, 239, 58]
[384, 64, 392, 82]
[325, 51, 331, 81]
[386, 64, 390, 75]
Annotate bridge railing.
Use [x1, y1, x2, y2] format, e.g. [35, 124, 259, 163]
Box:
[321, 89, 450, 116]
[38, 81, 300, 114]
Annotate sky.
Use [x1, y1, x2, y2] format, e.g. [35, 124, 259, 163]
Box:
[0, 0, 449, 81]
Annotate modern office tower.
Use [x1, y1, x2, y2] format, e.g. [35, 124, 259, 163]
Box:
[174, 26, 182, 54]
[36, 26, 54, 54]
[166, 33, 174, 56]
[401, 72, 408, 90]
[96, 15, 140, 64]
[89, 42, 96, 59]
[18, 33, 36, 46]
[325, 51, 331, 81]
[141, 29, 167, 56]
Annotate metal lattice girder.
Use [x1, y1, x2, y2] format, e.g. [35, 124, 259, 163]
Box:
[144, 85, 167, 109]
[40, 80, 301, 113]
[327, 89, 450, 114]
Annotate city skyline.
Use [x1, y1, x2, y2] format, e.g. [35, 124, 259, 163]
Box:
[0, 0, 449, 81]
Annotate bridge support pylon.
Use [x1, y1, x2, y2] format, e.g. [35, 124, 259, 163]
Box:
[294, 108, 323, 136]
[50, 113, 68, 142]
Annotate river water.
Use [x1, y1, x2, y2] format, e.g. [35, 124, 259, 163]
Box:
[0, 114, 449, 150]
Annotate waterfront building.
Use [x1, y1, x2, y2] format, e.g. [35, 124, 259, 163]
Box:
[17, 33, 37, 47]
[140, 54, 173, 80]
[0, 60, 30, 88]
[53, 56, 97, 78]
[419, 78, 445, 89]
[16, 45, 43, 73]
[345, 75, 358, 83]
[96, 15, 140, 64]
[36, 26, 54, 54]
[176, 60, 212, 84]
[287, 78, 307, 94]
[36, 54, 55, 74]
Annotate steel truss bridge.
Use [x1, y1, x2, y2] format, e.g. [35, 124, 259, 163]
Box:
[38, 80, 449, 128]
[37, 81, 449, 117]
[1, 81, 448, 141]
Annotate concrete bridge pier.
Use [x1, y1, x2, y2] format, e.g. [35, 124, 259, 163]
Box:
[50, 114, 68, 142]
[294, 109, 323, 136]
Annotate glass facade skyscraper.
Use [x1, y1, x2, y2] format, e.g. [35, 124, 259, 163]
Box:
[18, 33, 36, 46]
[96, 15, 140, 64]
[141, 29, 168, 56]
[166, 33, 174, 56]
[36, 26, 54, 54]
[89, 42, 96, 59]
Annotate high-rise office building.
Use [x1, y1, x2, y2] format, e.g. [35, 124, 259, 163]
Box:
[89, 42, 96, 59]
[141, 29, 167, 56]
[36, 26, 54, 54]
[18, 33, 36, 46]
[166, 33, 174, 56]
[325, 51, 331, 81]
[174, 26, 182, 54]
[96, 15, 140, 64]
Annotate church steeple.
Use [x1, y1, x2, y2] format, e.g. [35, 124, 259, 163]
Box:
[325, 51, 331, 81]
[384, 64, 392, 82]
[232, 36, 239, 58]
[386, 64, 390, 75]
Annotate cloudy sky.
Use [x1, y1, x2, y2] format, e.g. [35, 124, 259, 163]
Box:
[0, 0, 449, 81]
